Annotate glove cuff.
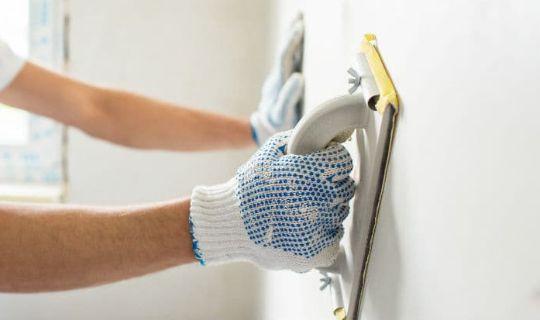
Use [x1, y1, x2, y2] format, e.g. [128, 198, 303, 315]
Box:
[190, 178, 342, 272]
[189, 179, 252, 265]
[249, 112, 271, 146]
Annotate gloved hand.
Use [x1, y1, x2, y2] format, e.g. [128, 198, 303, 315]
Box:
[189, 131, 355, 272]
[250, 15, 305, 146]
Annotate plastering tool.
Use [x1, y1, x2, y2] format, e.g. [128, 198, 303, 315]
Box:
[292, 12, 305, 118]
[288, 34, 399, 320]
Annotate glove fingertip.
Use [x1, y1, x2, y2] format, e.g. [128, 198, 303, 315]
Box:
[279, 22, 304, 79]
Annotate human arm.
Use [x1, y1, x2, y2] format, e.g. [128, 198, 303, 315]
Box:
[0, 16, 304, 151]
[0, 198, 195, 293]
[0, 130, 355, 292]
[0, 62, 254, 151]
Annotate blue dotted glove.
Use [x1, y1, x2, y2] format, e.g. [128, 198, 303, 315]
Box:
[250, 15, 305, 146]
[189, 131, 355, 272]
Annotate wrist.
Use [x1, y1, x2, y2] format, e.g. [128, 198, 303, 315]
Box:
[189, 179, 253, 265]
[250, 112, 272, 146]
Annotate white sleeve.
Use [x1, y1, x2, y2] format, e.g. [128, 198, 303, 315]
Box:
[0, 38, 25, 92]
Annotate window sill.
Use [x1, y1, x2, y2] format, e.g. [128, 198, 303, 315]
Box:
[0, 184, 66, 203]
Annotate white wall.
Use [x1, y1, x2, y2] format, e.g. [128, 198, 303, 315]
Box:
[0, 1, 271, 319]
[268, 1, 540, 319]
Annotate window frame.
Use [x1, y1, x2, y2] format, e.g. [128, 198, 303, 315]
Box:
[0, 0, 68, 203]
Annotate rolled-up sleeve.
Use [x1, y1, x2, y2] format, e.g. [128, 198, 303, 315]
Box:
[0, 39, 25, 92]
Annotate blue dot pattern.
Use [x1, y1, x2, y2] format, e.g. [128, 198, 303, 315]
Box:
[236, 132, 355, 259]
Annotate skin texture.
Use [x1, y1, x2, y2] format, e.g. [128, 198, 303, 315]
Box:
[0, 62, 255, 151]
[0, 199, 196, 293]
[0, 63, 253, 292]
[0, 19, 305, 292]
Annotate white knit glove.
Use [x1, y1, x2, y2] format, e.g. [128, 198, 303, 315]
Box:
[250, 15, 305, 146]
[189, 131, 355, 272]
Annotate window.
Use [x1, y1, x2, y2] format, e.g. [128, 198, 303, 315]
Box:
[0, 0, 30, 145]
[0, 0, 66, 202]
[0, 106, 29, 145]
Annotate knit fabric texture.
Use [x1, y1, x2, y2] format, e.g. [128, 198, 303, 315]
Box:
[190, 132, 355, 272]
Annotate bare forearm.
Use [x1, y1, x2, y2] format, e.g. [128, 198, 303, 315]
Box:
[0, 62, 254, 151]
[0, 199, 195, 293]
[91, 87, 254, 150]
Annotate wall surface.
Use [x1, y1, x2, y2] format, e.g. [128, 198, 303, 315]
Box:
[268, 0, 540, 319]
[0, 0, 271, 319]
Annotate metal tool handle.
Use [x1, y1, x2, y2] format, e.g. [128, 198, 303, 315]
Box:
[287, 94, 370, 155]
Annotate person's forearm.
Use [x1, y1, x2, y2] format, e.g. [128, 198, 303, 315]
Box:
[0, 62, 255, 151]
[0, 199, 195, 293]
[91, 86, 254, 150]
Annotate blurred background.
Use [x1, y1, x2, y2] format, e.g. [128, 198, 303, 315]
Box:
[0, 0, 539, 319]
